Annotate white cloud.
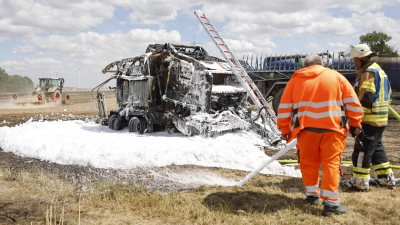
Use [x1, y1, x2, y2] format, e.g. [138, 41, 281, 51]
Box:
[1, 0, 400, 87]
[2, 28, 181, 87]
[0, 0, 112, 39]
[327, 42, 352, 53]
[305, 43, 321, 51]
[351, 12, 400, 33]
[12, 29, 180, 59]
[339, 0, 400, 13]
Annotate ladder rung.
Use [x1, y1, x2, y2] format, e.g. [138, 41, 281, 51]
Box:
[195, 11, 279, 126]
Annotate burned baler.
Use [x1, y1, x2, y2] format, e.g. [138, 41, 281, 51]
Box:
[93, 43, 274, 141]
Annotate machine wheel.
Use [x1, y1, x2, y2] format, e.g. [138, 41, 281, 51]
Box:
[52, 90, 62, 102]
[62, 93, 71, 104]
[129, 117, 146, 133]
[272, 88, 285, 114]
[108, 115, 122, 131]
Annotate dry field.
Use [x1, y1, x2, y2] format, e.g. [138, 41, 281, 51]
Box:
[0, 91, 399, 224]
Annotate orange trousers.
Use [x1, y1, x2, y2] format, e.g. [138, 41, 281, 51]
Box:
[297, 130, 346, 204]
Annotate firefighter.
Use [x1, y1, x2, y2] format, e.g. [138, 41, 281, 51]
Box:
[341, 44, 395, 191]
[277, 54, 363, 217]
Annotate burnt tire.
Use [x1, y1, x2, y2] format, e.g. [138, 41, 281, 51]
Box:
[52, 90, 62, 102]
[108, 115, 123, 131]
[272, 88, 285, 114]
[62, 93, 71, 104]
[129, 117, 146, 133]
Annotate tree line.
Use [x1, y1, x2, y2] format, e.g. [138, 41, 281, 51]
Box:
[360, 31, 399, 57]
[0, 67, 34, 94]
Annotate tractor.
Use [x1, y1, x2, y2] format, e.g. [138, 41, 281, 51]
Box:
[32, 77, 70, 104]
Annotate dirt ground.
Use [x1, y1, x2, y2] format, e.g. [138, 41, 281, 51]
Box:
[0, 90, 400, 223]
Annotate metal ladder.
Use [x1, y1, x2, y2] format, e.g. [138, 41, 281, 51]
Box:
[194, 11, 281, 144]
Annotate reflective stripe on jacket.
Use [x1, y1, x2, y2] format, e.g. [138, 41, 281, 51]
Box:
[277, 65, 363, 142]
[354, 62, 392, 125]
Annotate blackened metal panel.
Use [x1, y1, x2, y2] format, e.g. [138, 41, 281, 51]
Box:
[120, 77, 152, 107]
[165, 65, 212, 112]
[123, 80, 129, 102]
[116, 78, 124, 103]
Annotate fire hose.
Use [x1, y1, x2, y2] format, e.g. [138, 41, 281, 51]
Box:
[237, 138, 297, 186]
[389, 106, 400, 121]
[276, 160, 400, 169]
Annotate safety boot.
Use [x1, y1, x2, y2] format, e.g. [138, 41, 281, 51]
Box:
[322, 205, 347, 217]
[340, 177, 369, 191]
[305, 195, 319, 205]
[377, 173, 396, 190]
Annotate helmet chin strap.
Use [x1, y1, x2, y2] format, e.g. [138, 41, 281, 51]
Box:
[360, 57, 368, 68]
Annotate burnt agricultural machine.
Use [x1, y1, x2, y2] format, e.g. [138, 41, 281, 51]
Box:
[92, 43, 282, 145]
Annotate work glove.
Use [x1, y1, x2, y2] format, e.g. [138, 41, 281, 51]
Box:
[350, 126, 364, 149]
[281, 133, 290, 141]
[349, 126, 362, 138]
[355, 129, 364, 149]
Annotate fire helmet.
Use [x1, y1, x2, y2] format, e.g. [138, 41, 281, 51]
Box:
[345, 44, 375, 58]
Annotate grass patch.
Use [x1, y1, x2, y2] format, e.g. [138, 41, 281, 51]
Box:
[0, 167, 399, 224]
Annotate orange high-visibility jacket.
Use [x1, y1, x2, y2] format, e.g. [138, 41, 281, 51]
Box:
[277, 65, 363, 142]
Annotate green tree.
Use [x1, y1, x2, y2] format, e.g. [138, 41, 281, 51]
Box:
[359, 31, 399, 57]
[0, 68, 9, 92]
[0, 67, 34, 93]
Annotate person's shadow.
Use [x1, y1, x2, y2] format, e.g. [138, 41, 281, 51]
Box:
[202, 177, 321, 216]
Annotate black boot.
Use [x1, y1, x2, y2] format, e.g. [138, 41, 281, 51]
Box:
[305, 196, 319, 205]
[322, 205, 347, 217]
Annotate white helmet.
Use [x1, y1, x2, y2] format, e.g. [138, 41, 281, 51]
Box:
[345, 44, 375, 58]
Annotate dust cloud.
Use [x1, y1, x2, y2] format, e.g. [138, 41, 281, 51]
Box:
[0, 94, 61, 109]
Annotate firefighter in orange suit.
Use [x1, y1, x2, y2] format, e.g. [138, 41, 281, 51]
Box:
[277, 54, 364, 217]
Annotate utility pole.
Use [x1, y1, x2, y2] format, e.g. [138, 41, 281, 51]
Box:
[192, 35, 201, 46]
[55, 71, 58, 78]
[78, 68, 80, 89]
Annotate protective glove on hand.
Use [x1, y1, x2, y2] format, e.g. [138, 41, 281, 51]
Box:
[350, 126, 363, 138]
[281, 133, 290, 141]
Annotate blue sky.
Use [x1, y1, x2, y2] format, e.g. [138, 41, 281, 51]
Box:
[1, 0, 399, 88]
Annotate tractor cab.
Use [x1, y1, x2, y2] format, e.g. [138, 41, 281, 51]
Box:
[37, 78, 64, 90]
[34, 78, 65, 94]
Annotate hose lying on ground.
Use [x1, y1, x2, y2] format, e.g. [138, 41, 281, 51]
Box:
[389, 106, 400, 121]
[237, 138, 298, 186]
[277, 160, 400, 169]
